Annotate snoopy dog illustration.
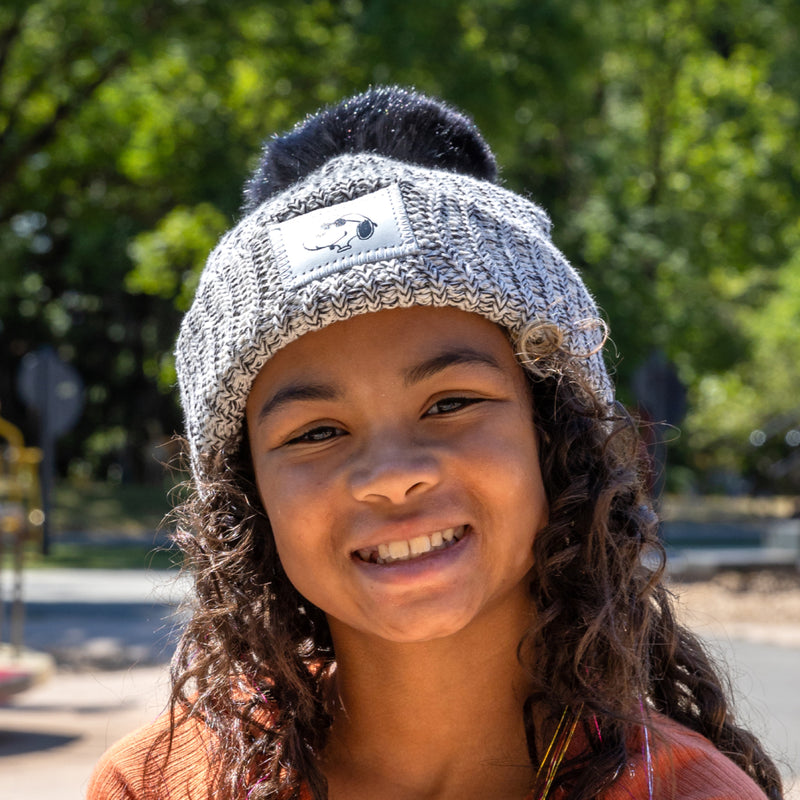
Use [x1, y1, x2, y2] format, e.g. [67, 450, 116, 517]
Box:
[303, 213, 377, 253]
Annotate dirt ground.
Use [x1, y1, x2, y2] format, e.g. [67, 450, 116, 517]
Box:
[670, 568, 800, 647]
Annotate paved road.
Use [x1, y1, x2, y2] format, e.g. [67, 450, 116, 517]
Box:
[709, 635, 800, 783]
[18, 569, 188, 669]
[20, 567, 187, 605]
[1, 568, 798, 799]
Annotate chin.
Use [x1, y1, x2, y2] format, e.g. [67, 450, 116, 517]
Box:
[360, 611, 478, 645]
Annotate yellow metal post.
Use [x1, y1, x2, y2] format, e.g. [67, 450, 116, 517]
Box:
[0, 416, 44, 652]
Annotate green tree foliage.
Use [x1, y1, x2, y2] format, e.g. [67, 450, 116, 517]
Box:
[1, 0, 798, 489]
[563, 0, 800, 488]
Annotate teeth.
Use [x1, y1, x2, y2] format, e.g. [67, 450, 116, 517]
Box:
[409, 535, 432, 556]
[388, 540, 410, 559]
[358, 526, 466, 565]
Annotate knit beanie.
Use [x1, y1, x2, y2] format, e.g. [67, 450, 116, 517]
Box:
[176, 88, 613, 478]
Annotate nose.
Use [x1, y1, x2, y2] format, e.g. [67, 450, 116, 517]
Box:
[349, 435, 442, 505]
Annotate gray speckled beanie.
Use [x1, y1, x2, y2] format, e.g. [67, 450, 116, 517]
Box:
[176, 150, 612, 478]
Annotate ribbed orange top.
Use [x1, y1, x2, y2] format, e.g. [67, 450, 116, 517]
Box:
[87, 709, 768, 800]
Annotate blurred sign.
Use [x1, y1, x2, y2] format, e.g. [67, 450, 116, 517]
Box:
[632, 350, 687, 506]
[632, 350, 687, 426]
[17, 347, 83, 437]
[16, 347, 84, 555]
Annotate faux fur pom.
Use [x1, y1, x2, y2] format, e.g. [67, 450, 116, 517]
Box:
[242, 85, 497, 212]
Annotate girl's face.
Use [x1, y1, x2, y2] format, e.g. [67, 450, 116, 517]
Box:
[246, 306, 548, 645]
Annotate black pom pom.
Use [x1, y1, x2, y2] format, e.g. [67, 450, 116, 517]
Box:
[243, 86, 497, 212]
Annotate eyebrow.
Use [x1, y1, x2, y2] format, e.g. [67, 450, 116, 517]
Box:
[403, 347, 504, 386]
[256, 346, 505, 424]
[255, 382, 339, 424]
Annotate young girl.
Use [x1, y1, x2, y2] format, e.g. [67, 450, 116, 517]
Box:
[89, 87, 783, 800]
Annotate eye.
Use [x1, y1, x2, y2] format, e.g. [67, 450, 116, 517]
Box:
[425, 396, 482, 416]
[286, 425, 344, 445]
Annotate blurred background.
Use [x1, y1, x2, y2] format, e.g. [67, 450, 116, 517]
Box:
[2, 0, 799, 503]
[0, 2, 799, 796]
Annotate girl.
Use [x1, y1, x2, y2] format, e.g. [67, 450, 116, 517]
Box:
[89, 86, 783, 800]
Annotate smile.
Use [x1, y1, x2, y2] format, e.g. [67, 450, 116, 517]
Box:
[355, 526, 467, 565]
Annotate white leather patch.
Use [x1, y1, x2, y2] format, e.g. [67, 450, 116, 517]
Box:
[269, 184, 418, 287]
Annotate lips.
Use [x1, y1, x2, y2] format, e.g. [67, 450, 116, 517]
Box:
[355, 526, 467, 565]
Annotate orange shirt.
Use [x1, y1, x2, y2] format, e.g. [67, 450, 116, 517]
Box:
[600, 715, 768, 800]
[88, 709, 767, 800]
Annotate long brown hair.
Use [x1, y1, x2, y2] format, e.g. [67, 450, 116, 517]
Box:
[158, 318, 783, 800]
[517, 322, 783, 798]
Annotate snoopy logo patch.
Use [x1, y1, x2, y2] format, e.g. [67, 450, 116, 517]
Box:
[269, 184, 419, 288]
[302, 214, 378, 253]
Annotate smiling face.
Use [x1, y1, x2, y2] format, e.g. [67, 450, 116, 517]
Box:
[245, 306, 548, 646]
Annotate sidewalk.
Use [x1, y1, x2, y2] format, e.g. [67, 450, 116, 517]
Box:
[2, 664, 169, 800]
[1, 569, 180, 799]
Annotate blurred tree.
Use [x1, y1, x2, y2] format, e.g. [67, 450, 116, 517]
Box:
[1, 0, 798, 489]
[0, 0, 363, 479]
[575, 0, 800, 489]
[0, 0, 235, 478]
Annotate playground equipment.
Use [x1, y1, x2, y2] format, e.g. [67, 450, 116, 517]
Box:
[0, 415, 53, 700]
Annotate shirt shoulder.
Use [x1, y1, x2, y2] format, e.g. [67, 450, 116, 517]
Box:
[87, 704, 314, 800]
[87, 710, 216, 800]
[602, 714, 768, 800]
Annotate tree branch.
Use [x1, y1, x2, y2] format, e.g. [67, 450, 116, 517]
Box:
[0, 26, 109, 153]
[0, 9, 25, 93]
[0, 49, 129, 200]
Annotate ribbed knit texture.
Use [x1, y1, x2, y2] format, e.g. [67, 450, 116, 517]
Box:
[87, 711, 768, 799]
[176, 152, 613, 477]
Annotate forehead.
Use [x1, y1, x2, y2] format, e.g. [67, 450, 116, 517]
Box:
[246, 306, 521, 408]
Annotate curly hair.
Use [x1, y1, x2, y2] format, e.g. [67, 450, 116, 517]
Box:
[158, 319, 784, 800]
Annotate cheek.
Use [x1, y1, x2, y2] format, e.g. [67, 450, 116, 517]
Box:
[254, 475, 304, 564]
[479, 413, 542, 482]
[525, 459, 549, 532]
[254, 456, 320, 530]
[268, 514, 322, 602]
[271, 530, 305, 583]
[487, 417, 548, 532]
[256, 471, 336, 592]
